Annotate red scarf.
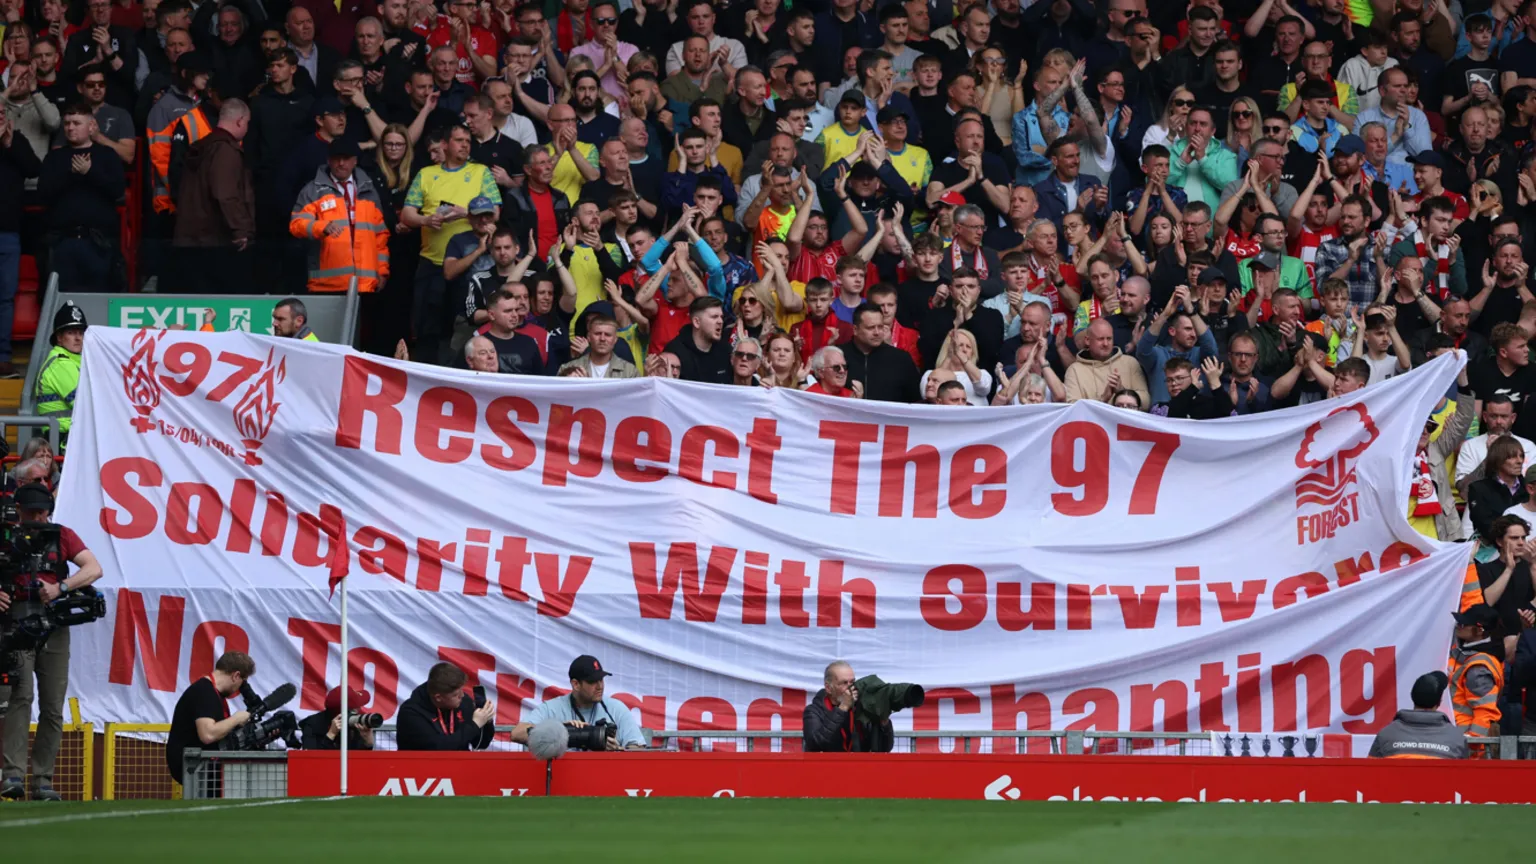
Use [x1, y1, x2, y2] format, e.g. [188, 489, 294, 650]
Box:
[824, 696, 857, 750]
[556, 7, 592, 53]
[1413, 231, 1451, 300]
[953, 242, 988, 281]
[1411, 451, 1441, 517]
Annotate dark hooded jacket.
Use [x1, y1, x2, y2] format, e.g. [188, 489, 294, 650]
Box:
[173, 127, 255, 246]
[803, 676, 924, 753]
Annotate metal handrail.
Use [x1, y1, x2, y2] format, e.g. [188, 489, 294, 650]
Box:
[0, 414, 62, 452]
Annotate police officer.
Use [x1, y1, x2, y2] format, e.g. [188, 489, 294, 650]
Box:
[0, 483, 103, 800]
[272, 297, 321, 341]
[33, 302, 85, 450]
[1450, 604, 1505, 757]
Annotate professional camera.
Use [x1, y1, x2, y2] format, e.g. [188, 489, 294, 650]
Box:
[348, 710, 384, 729]
[220, 682, 300, 751]
[564, 719, 613, 751]
[0, 582, 106, 688]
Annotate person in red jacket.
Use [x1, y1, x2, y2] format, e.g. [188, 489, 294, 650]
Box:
[791, 278, 851, 363]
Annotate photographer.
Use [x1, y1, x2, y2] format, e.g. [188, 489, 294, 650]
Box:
[397, 662, 496, 751]
[165, 651, 256, 784]
[803, 660, 924, 753]
[512, 655, 646, 751]
[299, 686, 377, 751]
[0, 483, 103, 801]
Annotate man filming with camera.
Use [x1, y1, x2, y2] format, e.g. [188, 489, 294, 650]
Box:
[511, 655, 646, 751]
[299, 686, 379, 751]
[165, 651, 258, 785]
[398, 662, 496, 751]
[0, 483, 103, 801]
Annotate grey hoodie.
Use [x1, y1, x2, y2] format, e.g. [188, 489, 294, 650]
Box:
[1367, 709, 1470, 759]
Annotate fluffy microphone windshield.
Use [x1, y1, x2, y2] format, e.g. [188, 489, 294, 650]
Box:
[528, 720, 570, 761]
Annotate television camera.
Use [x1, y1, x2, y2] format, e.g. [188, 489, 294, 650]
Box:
[0, 520, 106, 688]
[221, 682, 302, 751]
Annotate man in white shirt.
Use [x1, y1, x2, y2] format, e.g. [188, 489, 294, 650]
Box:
[1457, 394, 1536, 536]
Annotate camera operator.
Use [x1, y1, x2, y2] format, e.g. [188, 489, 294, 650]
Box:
[397, 662, 496, 751]
[299, 686, 377, 751]
[803, 660, 924, 753]
[0, 483, 103, 801]
[510, 655, 646, 751]
[165, 651, 257, 784]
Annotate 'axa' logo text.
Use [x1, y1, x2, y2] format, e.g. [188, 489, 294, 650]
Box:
[378, 777, 456, 796]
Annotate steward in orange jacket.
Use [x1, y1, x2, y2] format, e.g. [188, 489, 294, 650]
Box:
[145, 53, 212, 215]
[288, 140, 389, 293]
[1450, 604, 1506, 757]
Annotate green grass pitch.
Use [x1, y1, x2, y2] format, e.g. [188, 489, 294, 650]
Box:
[0, 797, 1524, 862]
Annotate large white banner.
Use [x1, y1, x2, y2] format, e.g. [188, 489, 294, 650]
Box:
[56, 329, 1466, 744]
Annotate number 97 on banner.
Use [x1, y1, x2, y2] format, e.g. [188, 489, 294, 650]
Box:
[1049, 422, 1181, 517]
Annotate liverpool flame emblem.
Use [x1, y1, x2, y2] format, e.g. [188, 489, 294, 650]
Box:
[232, 348, 287, 466]
[120, 328, 162, 433]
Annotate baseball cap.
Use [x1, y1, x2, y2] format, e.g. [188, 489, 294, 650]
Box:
[1333, 134, 1364, 157]
[849, 161, 880, 181]
[876, 105, 906, 125]
[468, 196, 497, 216]
[13, 483, 53, 513]
[935, 191, 966, 208]
[1410, 151, 1446, 170]
[568, 655, 612, 683]
[312, 96, 345, 117]
[1409, 671, 1448, 709]
[1452, 604, 1500, 629]
[1524, 464, 1536, 485]
[1197, 267, 1227, 286]
[324, 686, 371, 714]
[1249, 250, 1281, 271]
[575, 300, 616, 337]
[837, 89, 866, 108]
[327, 138, 361, 159]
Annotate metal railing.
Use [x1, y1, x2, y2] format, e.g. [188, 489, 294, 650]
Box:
[0, 414, 61, 453]
[181, 749, 288, 800]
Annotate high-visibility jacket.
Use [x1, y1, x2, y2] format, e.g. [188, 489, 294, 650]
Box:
[289, 166, 390, 293]
[146, 88, 208, 214]
[34, 345, 81, 444]
[1461, 562, 1483, 612]
[1450, 643, 1503, 754]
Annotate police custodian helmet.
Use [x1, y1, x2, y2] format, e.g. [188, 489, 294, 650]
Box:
[51, 302, 87, 346]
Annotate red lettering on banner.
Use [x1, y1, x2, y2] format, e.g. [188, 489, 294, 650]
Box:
[612, 417, 670, 482]
[1175, 566, 1201, 627]
[677, 697, 739, 751]
[1379, 542, 1427, 571]
[166, 482, 221, 545]
[543, 405, 606, 488]
[1129, 680, 1189, 733]
[744, 418, 782, 505]
[815, 561, 875, 629]
[879, 426, 940, 518]
[1340, 646, 1396, 733]
[742, 551, 770, 625]
[1050, 422, 1110, 515]
[289, 618, 341, 710]
[99, 457, 162, 538]
[258, 491, 288, 556]
[1208, 580, 1265, 622]
[225, 478, 256, 553]
[990, 684, 1053, 754]
[776, 559, 812, 627]
[911, 687, 981, 752]
[350, 648, 400, 719]
[679, 426, 739, 490]
[1106, 584, 1168, 629]
[496, 674, 539, 725]
[335, 356, 406, 453]
[415, 538, 457, 593]
[1334, 552, 1374, 587]
[1062, 688, 1118, 735]
[1236, 653, 1263, 732]
[439, 647, 497, 702]
[416, 387, 477, 463]
[356, 526, 409, 582]
[1066, 583, 1093, 630]
[1273, 572, 1329, 609]
[482, 396, 538, 471]
[1272, 655, 1331, 731]
[107, 589, 183, 691]
[495, 535, 531, 601]
[534, 552, 592, 618]
[1194, 661, 1231, 732]
[1118, 425, 1180, 515]
[950, 445, 1007, 519]
[189, 621, 249, 680]
[463, 529, 491, 596]
[997, 582, 1055, 631]
[920, 565, 987, 631]
[294, 504, 349, 586]
[746, 689, 806, 749]
[629, 543, 739, 622]
[611, 692, 669, 739]
[819, 421, 879, 515]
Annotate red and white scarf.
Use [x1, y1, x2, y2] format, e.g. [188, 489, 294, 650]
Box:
[1411, 451, 1442, 517]
[1413, 231, 1452, 300]
[953, 243, 988, 281]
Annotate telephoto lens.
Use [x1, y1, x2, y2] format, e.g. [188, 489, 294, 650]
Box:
[349, 710, 385, 729]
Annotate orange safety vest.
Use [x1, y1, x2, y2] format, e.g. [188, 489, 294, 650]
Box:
[1460, 562, 1483, 612]
[1450, 646, 1503, 755]
[288, 169, 391, 293]
[147, 98, 210, 214]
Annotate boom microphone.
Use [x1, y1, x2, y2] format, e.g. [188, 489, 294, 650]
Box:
[528, 720, 570, 761]
[241, 682, 298, 714]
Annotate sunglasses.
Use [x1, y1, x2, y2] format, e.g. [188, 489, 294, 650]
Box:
[734, 351, 760, 360]
[1172, 98, 1194, 107]
[594, 16, 618, 24]
[826, 363, 847, 372]
[1264, 125, 1288, 134]
[1231, 110, 1254, 118]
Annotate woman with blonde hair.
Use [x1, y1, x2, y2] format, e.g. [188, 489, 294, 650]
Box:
[971, 46, 1024, 147]
[730, 280, 779, 346]
[1225, 96, 1262, 164]
[1144, 86, 1194, 151]
[371, 122, 420, 354]
[371, 124, 415, 196]
[920, 329, 992, 406]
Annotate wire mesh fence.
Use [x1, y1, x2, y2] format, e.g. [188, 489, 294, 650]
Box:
[181, 750, 288, 800]
[104, 724, 180, 800]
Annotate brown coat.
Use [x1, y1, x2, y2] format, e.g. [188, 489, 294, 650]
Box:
[173, 127, 255, 247]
